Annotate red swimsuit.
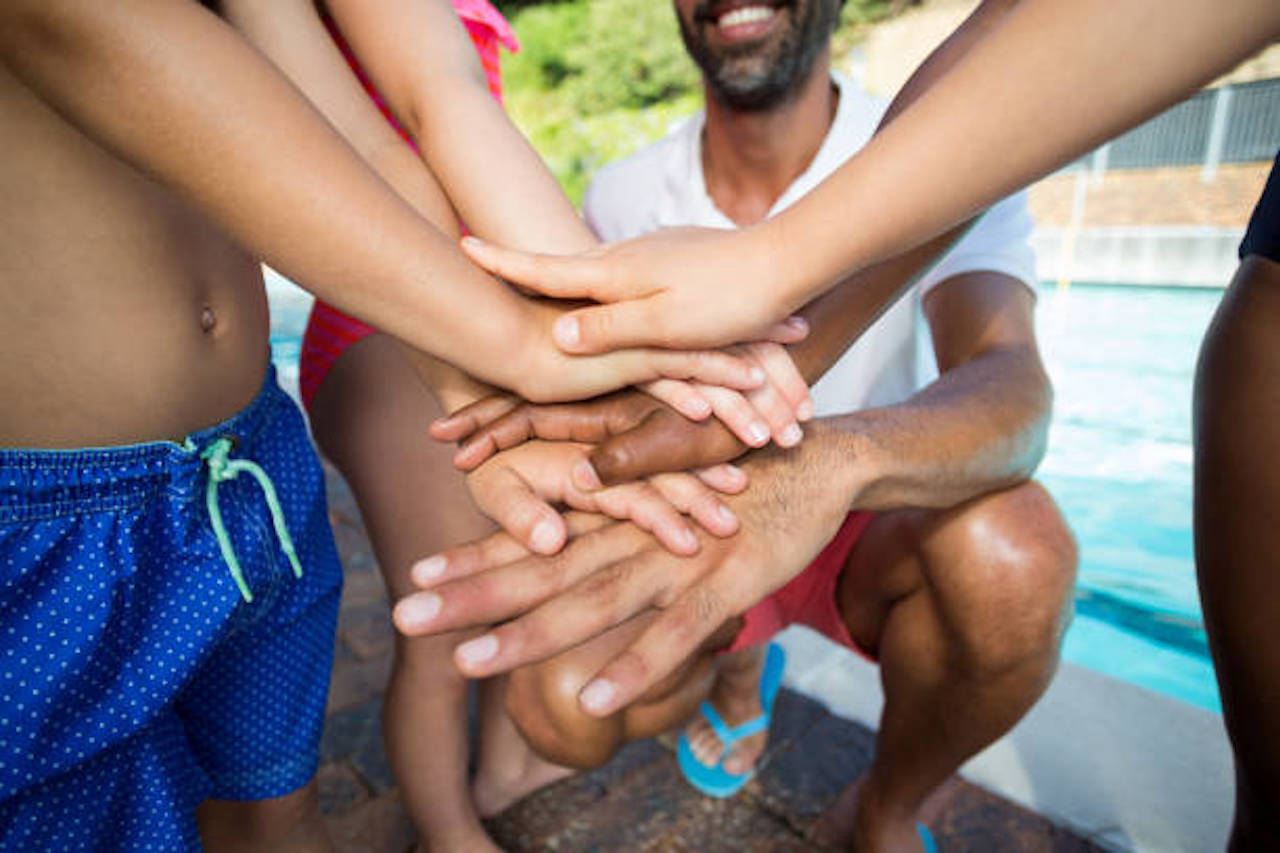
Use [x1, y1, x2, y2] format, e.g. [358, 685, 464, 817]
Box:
[298, 0, 517, 410]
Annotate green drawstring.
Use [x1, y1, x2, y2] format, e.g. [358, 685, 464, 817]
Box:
[201, 436, 304, 603]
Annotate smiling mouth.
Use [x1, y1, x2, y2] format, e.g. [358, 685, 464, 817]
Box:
[699, 1, 789, 33]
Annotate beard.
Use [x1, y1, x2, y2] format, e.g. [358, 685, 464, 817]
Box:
[677, 0, 841, 111]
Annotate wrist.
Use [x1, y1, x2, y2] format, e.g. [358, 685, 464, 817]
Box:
[803, 415, 884, 511]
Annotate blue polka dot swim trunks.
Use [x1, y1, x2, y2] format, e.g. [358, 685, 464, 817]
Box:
[0, 367, 342, 851]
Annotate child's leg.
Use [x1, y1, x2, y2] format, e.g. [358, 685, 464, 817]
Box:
[196, 782, 328, 852]
[309, 333, 559, 850]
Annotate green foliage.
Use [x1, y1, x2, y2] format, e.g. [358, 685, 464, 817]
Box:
[499, 0, 897, 204]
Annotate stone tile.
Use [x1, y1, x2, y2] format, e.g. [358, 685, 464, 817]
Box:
[327, 654, 393, 713]
[752, 699, 877, 826]
[339, 601, 395, 661]
[341, 567, 389, 609]
[935, 781, 1105, 853]
[321, 696, 383, 765]
[323, 792, 415, 853]
[316, 762, 369, 815]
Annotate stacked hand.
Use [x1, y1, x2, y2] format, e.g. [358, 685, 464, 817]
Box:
[394, 432, 853, 716]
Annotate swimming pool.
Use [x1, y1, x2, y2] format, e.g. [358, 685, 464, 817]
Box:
[267, 275, 1223, 712]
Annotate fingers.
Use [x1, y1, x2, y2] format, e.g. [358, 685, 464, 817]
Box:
[640, 379, 713, 422]
[698, 385, 773, 449]
[460, 235, 606, 301]
[394, 520, 653, 644]
[749, 342, 813, 421]
[648, 472, 739, 538]
[693, 463, 748, 494]
[576, 584, 732, 716]
[759, 315, 810, 345]
[468, 464, 567, 555]
[570, 480, 701, 555]
[450, 549, 667, 677]
[428, 394, 519, 443]
[591, 409, 745, 486]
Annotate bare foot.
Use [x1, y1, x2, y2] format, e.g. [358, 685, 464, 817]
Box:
[470, 750, 576, 819]
[683, 646, 768, 777]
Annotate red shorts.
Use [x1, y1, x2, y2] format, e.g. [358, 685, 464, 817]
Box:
[727, 512, 875, 659]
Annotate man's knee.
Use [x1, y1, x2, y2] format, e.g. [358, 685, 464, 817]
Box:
[505, 658, 626, 771]
[927, 481, 1077, 678]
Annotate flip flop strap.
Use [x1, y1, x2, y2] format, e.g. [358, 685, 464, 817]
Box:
[697, 701, 769, 748]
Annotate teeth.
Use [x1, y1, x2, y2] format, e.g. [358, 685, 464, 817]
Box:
[717, 5, 776, 28]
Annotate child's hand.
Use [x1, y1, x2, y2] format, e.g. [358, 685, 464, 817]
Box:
[503, 299, 777, 404]
[640, 340, 813, 450]
[462, 225, 803, 354]
[461, 439, 744, 557]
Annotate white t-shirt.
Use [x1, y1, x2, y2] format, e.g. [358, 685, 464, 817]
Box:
[583, 72, 1037, 416]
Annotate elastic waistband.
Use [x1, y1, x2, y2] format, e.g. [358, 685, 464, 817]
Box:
[0, 366, 291, 523]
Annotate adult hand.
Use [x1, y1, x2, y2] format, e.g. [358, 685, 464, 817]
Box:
[462, 225, 803, 354]
[463, 439, 745, 556]
[431, 390, 748, 487]
[394, 431, 855, 715]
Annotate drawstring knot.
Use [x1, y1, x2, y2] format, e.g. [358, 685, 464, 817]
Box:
[201, 436, 304, 603]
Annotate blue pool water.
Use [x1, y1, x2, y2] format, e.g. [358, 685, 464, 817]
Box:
[267, 276, 1224, 712]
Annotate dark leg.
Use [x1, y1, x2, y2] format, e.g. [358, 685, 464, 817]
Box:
[1194, 255, 1280, 852]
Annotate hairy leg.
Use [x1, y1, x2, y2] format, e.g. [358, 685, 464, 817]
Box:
[1194, 256, 1280, 852]
[828, 482, 1076, 852]
[198, 780, 330, 852]
[310, 334, 505, 852]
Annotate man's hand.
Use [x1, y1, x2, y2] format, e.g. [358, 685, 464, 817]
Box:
[463, 439, 745, 555]
[431, 390, 749, 487]
[462, 226, 804, 354]
[393, 431, 856, 715]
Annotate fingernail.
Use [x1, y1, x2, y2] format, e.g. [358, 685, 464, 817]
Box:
[677, 526, 698, 552]
[747, 422, 770, 445]
[412, 556, 447, 584]
[553, 316, 580, 348]
[397, 593, 441, 630]
[786, 315, 808, 330]
[572, 459, 603, 490]
[780, 423, 803, 446]
[796, 399, 815, 421]
[531, 519, 561, 553]
[460, 235, 482, 248]
[717, 504, 738, 525]
[687, 397, 712, 419]
[457, 634, 499, 667]
[749, 367, 766, 385]
[580, 678, 617, 713]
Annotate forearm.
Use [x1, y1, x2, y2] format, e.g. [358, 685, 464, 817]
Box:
[816, 347, 1050, 512]
[326, 0, 597, 255]
[767, 0, 1280, 310]
[0, 0, 530, 385]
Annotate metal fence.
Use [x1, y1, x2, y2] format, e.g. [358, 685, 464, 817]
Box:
[1073, 76, 1280, 174]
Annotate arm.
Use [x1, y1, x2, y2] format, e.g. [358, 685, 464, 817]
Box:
[0, 0, 763, 403]
[460, 0, 1280, 352]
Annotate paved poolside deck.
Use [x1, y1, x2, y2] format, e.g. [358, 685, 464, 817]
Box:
[317, 464, 1103, 852]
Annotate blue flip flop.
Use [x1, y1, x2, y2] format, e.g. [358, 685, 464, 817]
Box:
[677, 642, 786, 797]
[918, 822, 937, 852]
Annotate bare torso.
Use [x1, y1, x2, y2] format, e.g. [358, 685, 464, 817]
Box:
[0, 64, 270, 448]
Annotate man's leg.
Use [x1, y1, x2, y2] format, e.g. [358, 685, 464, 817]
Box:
[1194, 255, 1280, 852]
[830, 481, 1076, 852]
[309, 334, 567, 852]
